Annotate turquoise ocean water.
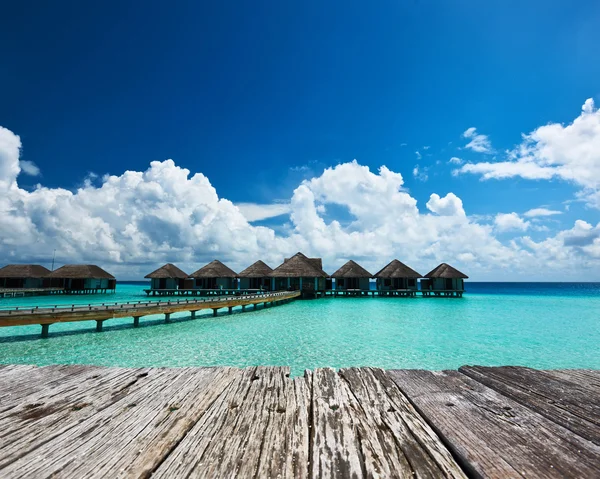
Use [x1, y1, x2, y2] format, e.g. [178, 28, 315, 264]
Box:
[1, 282, 599, 376]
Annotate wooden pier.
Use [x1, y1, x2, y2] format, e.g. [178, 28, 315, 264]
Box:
[0, 291, 300, 337]
[0, 364, 597, 478]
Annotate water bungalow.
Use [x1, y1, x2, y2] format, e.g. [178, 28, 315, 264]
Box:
[189, 260, 237, 292]
[144, 263, 190, 292]
[0, 264, 51, 289]
[238, 260, 273, 291]
[374, 259, 421, 296]
[270, 252, 328, 298]
[421, 263, 468, 297]
[46, 265, 116, 294]
[330, 260, 372, 295]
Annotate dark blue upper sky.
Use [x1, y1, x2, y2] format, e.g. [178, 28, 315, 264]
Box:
[2, 0, 600, 228]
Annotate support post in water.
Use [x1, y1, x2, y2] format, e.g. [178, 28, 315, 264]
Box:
[133, 316, 140, 327]
[41, 323, 50, 338]
[213, 308, 218, 317]
[242, 305, 246, 311]
[228, 306, 233, 314]
[96, 320, 104, 332]
[253, 303, 257, 310]
[165, 313, 171, 323]
[191, 310, 196, 319]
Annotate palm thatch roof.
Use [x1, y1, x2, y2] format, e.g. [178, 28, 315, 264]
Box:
[331, 260, 372, 278]
[144, 263, 188, 279]
[425, 263, 468, 279]
[238, 260, 273, 278]
[270, 252, 328, 278]
[374, 259, 421, 278]
[0, 264, 51, 278]
[46, 265, 115, 279]
[190, 260, 237, 278]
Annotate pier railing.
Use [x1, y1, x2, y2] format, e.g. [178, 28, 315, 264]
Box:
[0, 290, 300, 337]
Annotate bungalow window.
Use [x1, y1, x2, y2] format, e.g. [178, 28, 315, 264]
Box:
[408, 279, 416, 287]
[384, 279, 391, 287]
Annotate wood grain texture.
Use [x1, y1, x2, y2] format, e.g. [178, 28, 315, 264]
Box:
[460, 365, 600, 445]
[1, 364, 599, 478]
[390, 369, 600, 478]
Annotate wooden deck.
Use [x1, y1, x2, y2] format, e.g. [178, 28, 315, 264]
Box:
[0, 291, 300, 337]
[0, 364, 597, 478]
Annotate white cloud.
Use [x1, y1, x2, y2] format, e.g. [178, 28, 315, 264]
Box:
[463, 127, 492, 153]
[236, 203, 291, 222]
[459, 98, 600, 208]
[494, 213, 530, 232]
[19, 160, 40, 176]
[415, 151, 422, 160]
[524, 208, 562, 218]
[412, 165, 428, 182]
[448, 157, 463, 165]
[426, 193, 465, 217]
[2, 126, 600, 280]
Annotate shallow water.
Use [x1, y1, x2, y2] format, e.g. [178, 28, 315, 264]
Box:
[1, 282, 599, 376]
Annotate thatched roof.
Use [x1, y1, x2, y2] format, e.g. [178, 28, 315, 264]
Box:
[331, 260, 372, 278]
[270, 252, 328, 278]
[47, 265, 115, 279]
[144, 263, 188, 279]
[0, 264, 51, 278]
[238, 260, 273, 278]
[190, 260, 237, 278]
[425, 263, 468, 279]
[374, 259, 421, 278]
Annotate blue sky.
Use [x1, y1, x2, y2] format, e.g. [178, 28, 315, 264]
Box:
[1, 1, 600, 279]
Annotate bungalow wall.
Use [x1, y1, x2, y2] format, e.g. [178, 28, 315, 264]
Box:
[195, 277, 236, 290]
[271, 277, 325, 291]
[150, 278, 183, 290]
[335, 278, 370, 291]
[376, 278, 418, 291]
[0, 278, 46, 289]
[239, 278, 271, 290]
[422, 278, 464, 291]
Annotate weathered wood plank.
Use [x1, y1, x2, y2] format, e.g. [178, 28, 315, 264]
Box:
[0, 366, 149, 469]
[460, 366, 600, 445]
[0, 367, 239, 478]
[339, 368, 466, 478]
[544, 369, 600, 389]
[390, 369, 600, 478]
[154, 366, 310, 478]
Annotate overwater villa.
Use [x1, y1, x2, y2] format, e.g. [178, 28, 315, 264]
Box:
[238, 260, 273, 291]
[270, 252, 328, 298]
[330, 260, 372, 295]
[144, 263, 190, 292]
[374, 259, 421, 296]
[46, 265, 116, 294]
[421, 263, 468, 297]
[0, 264, 51, 290]
[190, 260, 237, 292]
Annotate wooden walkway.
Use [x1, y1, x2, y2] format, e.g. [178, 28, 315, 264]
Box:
[0, 365, 598, 478]
[0, 291, 300, 337]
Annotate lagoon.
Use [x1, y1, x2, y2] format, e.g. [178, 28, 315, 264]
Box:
[1, 282, 599, 376]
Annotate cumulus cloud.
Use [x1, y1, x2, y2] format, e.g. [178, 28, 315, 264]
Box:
[448, 157, 463, 165]
[19, 160, 40, 176]
[236, 203, 291, 222]
[412, 165, 428, 182]
[426, 193, 465, 217]
[494, 213, 530, 232]
[2, 126, 600, 280]
[463, 127, 492, 153]
[524, 208, 562, 218]
[459, 98, 600, 207]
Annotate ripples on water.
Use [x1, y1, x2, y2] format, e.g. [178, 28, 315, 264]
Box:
[1, 282, 599, 375]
